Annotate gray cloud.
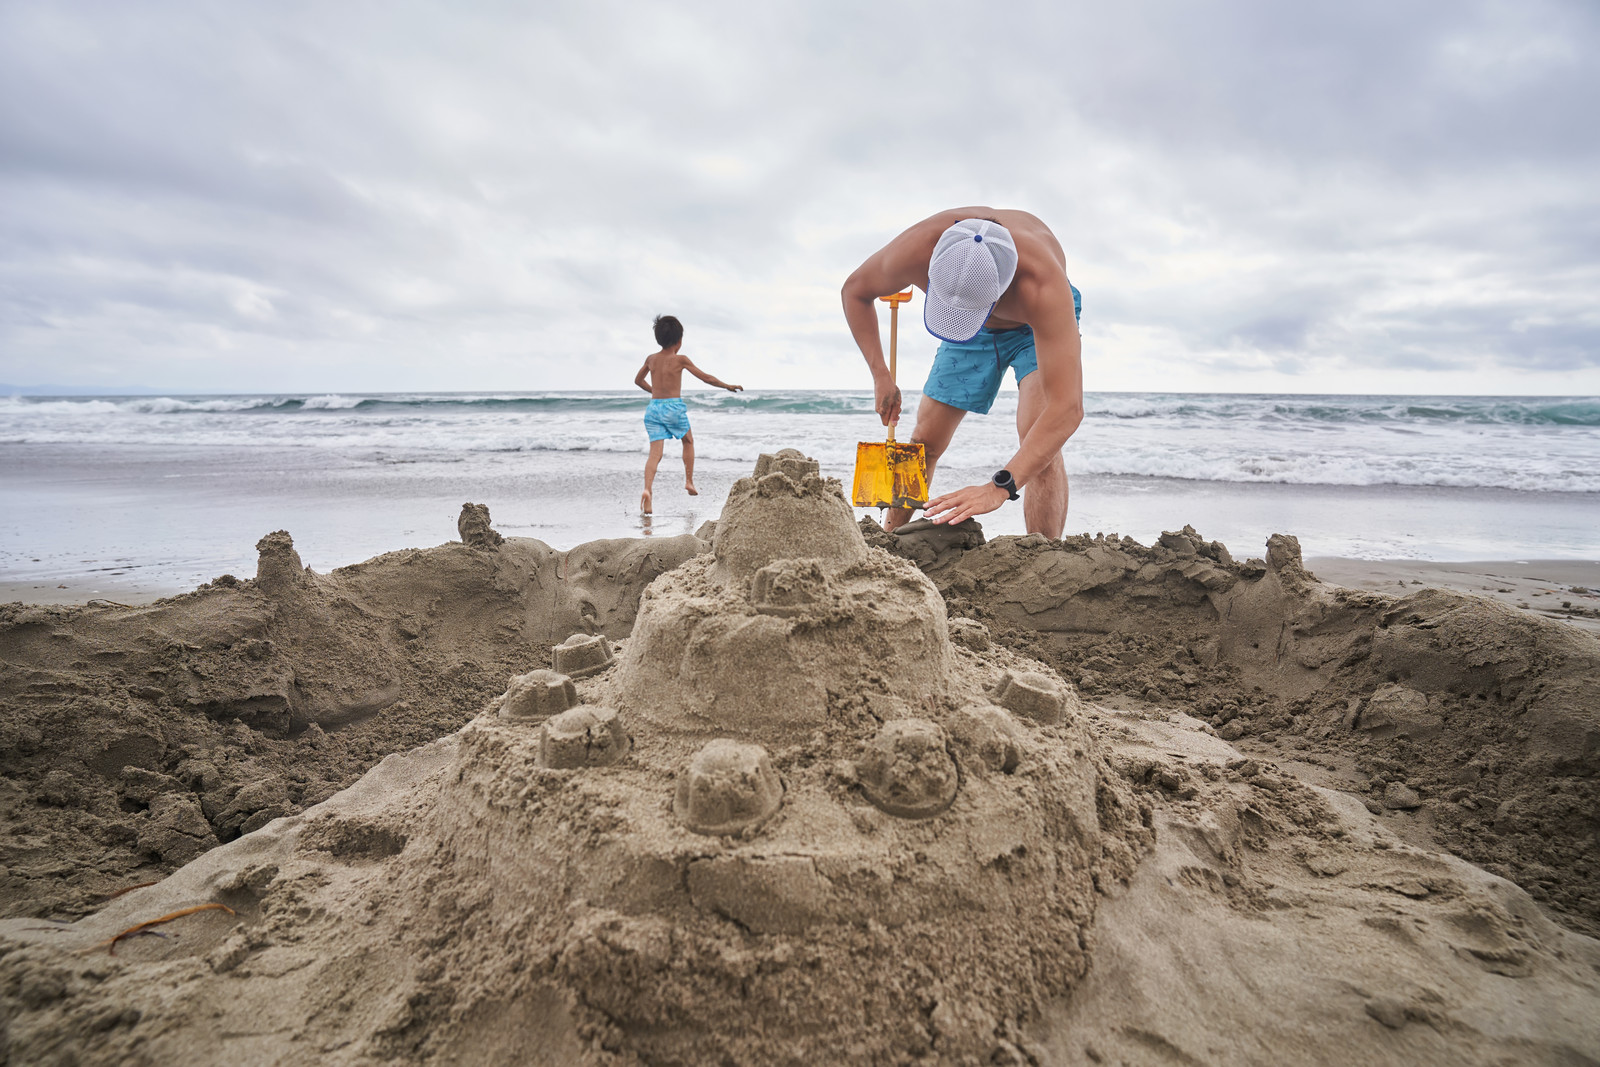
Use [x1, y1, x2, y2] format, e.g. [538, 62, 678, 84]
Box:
[1, 0, 1597, 394]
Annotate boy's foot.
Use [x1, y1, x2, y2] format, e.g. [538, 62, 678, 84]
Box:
[686, 481, 699, 496]
[641, 490, 653, 514]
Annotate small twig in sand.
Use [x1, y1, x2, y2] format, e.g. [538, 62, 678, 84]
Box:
[103, 902, 237, 955]
[101, 881, 160, 901]
[85, 599, 135, 609]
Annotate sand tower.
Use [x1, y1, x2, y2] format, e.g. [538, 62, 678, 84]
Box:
[612, 448, 952, 739]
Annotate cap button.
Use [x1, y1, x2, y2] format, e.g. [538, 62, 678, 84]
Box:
[974, 234, 983, 242]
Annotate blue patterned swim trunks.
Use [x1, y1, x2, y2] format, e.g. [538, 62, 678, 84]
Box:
[644, 397, 691, 441]
[922, 284, 1081, 415]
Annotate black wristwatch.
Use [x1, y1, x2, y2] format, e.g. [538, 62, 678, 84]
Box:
[992, 469, 1020, 501]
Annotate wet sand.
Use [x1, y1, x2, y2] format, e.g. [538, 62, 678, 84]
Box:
[1306, 556, 1600, 633]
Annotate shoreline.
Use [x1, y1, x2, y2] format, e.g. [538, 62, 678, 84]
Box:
[8, 545, 1600, 633]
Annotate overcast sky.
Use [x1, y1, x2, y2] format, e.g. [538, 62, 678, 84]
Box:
[2, 0, 1597, 395]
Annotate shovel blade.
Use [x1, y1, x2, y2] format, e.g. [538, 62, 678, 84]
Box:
[852, 441, 929, 509]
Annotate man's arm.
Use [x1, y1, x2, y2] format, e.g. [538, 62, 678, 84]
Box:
[924, 274, 1084, 525]
[840, 218, 942, 427]
[634, 360, 652, 394]
[684, 359, 743, 392]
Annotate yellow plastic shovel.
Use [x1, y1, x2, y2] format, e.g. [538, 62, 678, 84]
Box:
[852, 291, 929, 510]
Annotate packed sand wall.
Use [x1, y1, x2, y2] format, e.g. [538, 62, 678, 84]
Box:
[879, 517, 1600, 935]
[0, 508, 703, 920]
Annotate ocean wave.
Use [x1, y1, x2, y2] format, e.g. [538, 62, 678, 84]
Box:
[4, 389, 1597, 494]
[1063, 450, 1600, 494]
[0, 391, 885, 418]
[1083, 394, 1600, 427]
[5, 391, 1598, 426]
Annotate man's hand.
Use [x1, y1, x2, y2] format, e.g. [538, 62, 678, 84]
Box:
[726, 383, 744, 392]
[924, 481, 1009, 525]
[874, 373, 902, 427]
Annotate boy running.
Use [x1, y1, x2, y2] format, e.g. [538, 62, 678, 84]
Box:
[634, 314, 742, 514]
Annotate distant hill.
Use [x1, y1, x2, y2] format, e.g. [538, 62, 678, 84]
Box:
[0, 384, 176, 397]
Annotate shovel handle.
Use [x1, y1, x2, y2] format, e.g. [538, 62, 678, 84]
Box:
[879, 292, 912, 443]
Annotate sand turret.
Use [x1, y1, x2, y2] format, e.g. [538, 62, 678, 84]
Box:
[709, 448, 867, 581]
[611, 449, 951, 740]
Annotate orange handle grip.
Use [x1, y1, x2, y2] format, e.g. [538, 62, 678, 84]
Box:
[879, 291, 914, 307]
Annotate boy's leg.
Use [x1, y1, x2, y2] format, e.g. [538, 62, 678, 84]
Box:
[1015, 372, 1067, 537]
[642, 439, 665, 513]
[682, 430, 698, 495]
[885, 394, 966, 532]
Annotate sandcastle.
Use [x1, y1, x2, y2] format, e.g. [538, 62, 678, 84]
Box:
[424, 450, 1137, 1061]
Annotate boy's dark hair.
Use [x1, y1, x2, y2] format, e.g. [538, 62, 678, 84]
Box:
[653, 315, 684, 348]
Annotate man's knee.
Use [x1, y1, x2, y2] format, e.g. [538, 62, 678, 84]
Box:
[909, 428, 947, 460]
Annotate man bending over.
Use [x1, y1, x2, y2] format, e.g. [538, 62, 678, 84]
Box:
[634, 314, 742, 515]
[841, 209, 1083, 536]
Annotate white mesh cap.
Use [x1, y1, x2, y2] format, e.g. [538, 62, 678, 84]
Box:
[924, 219, 1019, 342]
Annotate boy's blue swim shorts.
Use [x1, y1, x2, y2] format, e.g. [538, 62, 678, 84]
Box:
[644, 397, 691, 441]
[922, 284, 1081, 415]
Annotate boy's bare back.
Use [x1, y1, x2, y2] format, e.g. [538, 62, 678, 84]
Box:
[641, 350, 692, 399]
[634, 347, 742, 398]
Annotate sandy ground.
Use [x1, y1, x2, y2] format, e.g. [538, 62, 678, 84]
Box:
[0, 575, 196, 608]
[2, 468, 1597, 1064]
[1306, 557, 1600, 634]
[14, 556, 1600, 630]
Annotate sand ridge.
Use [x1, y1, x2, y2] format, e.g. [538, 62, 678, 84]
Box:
[883, 519, 1600, 938]
[0, 510, 704, 921]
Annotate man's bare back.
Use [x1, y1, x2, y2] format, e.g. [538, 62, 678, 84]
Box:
[855, 207, 1068, 331]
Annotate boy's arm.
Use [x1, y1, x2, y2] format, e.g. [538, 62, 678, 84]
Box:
[634, 360, 653, 393]
[684, 358, 743, 392]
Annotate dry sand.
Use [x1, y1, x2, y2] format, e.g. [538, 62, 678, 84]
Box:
[1, 463, 1597, 1064]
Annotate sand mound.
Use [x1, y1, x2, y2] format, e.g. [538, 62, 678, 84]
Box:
[420, 451, 1145, 1061]
[887, 520, 1600, 936]
[1034, 713, 1600, 1063]
[0, 508, 702, 921]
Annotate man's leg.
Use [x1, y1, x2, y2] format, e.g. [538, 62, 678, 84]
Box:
[1015, 372, 1068, 537]
[642, 439, 664, 514]
[886, 394, 967, 532]
[682, 431, 698, 495]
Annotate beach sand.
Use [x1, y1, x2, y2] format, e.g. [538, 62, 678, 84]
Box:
[13, 556, 1600, 625]
[1, 458, 1597, 1063]
[1306, 557, 1600, 634]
